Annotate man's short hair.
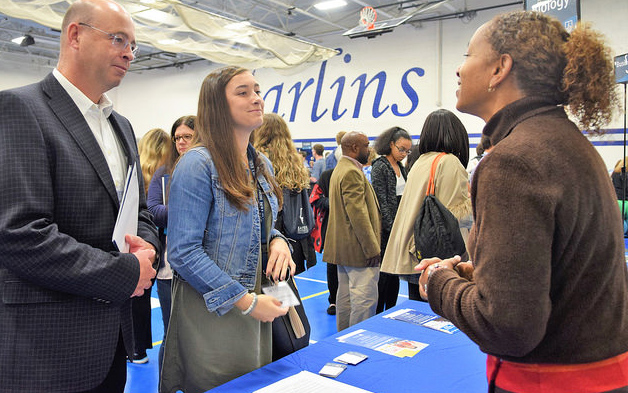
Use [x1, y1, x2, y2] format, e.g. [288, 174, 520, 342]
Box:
[313, 143, 324, 156]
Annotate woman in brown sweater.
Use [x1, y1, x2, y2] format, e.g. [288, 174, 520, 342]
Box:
[416, 11, 628, 393]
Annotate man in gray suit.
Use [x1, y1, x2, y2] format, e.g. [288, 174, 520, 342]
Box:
[0, 0, 158, 392]
[323, 132, 381, 331]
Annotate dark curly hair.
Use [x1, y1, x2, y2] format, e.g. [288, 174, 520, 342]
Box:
[486, 11, 617, 132]
[373, 126, 412, 156]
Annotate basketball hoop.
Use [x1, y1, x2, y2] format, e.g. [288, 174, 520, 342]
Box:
[359, 6, 377, 30]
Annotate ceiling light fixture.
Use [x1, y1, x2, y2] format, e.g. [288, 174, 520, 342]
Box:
[314, 0, 347, 11]
[11, 34, 35, 46]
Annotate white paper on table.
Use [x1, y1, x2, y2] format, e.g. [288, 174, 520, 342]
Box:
[112, 163, 139, 253]
[253, 370, 373, 393]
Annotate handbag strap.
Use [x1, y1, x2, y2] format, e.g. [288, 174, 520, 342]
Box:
[287, 306, 306, 338]
[426, 152, 447, 196]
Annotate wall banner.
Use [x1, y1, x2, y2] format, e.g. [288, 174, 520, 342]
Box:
[524, 0, 580, 32]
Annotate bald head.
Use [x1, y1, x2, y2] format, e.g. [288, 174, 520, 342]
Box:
[341, 131, 370, 164]
[61, 0, 130, 43]
[57, 0, 135, 103]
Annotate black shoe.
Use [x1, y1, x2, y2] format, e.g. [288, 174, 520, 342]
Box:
[130, 351, 149, 364]
[327, 304, 336, 315]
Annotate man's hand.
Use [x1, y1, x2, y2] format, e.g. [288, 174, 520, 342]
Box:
[126, 234, 156, 297]
[365, 254, 381, 267]
[126, 234, 156, 264]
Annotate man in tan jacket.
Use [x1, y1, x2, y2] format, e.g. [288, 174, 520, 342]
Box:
[323, 132, 381, 331]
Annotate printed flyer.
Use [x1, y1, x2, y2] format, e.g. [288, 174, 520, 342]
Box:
[336, 329, 428, 358]
[384, 309, 460, 334]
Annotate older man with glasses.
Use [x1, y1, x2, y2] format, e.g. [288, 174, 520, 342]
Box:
[0, 0, 159, 392]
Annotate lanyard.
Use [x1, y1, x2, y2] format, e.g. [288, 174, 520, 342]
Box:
[248, 151, 266, 243]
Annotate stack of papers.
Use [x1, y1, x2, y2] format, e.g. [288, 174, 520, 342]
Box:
[112, 163, 138, 253]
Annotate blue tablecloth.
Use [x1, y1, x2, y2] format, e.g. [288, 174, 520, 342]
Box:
[209, 300, 488, 392]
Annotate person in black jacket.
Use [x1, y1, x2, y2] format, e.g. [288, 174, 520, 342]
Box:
[371, 126, 412, 313]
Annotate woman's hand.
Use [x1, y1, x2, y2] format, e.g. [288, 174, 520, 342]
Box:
[266, 237, 296, 282]
[415, 255, 461, 300]
[455, 261, 475, 281]
[235, 293, 289, 322]
[250, 294, 289, 322]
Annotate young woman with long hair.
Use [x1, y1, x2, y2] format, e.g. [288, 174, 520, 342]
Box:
[161, 66, 295, 392]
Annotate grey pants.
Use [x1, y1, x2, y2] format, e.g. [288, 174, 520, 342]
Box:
[336, 265, 380, 331]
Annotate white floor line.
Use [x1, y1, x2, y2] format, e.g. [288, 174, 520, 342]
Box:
[295, 276, 328, 284]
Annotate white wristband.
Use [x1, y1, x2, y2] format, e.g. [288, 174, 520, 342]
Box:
[242, 293, 258, 315]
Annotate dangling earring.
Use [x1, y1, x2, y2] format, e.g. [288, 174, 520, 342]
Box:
[487, 85, 495, 93]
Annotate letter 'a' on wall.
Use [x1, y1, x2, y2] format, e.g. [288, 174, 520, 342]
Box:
[524, 0, 580, 32]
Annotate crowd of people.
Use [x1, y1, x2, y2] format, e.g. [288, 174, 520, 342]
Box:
[1, 0, 627, 392]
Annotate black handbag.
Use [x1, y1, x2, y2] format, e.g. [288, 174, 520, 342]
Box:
[414, 153, 466, 261]
[271, 275, 311, 361]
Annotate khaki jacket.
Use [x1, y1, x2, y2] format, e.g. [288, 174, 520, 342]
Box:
[323, 157, 381, 267]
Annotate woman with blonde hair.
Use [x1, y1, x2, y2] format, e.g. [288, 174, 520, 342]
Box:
[131, 127, 170, 364]
[253, 113, 316, 274]
[417, 11, 628, 392]
[138, 128, 170, 193]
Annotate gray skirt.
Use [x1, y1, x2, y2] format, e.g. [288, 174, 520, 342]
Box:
[159, 276, 272, 393]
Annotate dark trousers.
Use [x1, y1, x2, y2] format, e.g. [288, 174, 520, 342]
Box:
[327, 263, 338, 304]
[156, 278, 172, 374]
[408, 282, 421, 301]
[376, 272, 400, 313]
[131, 283, 153, 354]
[79, 330, 127, 393]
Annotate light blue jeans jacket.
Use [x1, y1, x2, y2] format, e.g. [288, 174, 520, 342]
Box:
[167, 145, 282, 316]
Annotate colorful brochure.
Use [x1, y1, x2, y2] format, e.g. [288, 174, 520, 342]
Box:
[336, 329, 428, 358]
[384, 308, 460, 334]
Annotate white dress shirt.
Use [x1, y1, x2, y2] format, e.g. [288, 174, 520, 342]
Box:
[53, 69, 128, 201]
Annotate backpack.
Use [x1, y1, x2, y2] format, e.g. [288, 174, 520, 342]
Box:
[282, 188, 316, 240]
[414, 153, 466, 261]
[308, 183, 326, 252]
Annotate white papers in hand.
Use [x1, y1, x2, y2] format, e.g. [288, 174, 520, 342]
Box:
[112, 163, 139, 253]
[262, 281, 301, 307]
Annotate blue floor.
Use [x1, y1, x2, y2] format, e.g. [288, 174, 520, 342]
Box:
[124, 252, 410, 393]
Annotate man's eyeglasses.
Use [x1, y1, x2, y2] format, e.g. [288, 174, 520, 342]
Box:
[79, 22, 139, 57]
[394, 144, 411, 155]
[172, 134, 193, 143]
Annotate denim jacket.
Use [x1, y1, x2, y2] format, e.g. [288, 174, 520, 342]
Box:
[167, 145, 282, 316]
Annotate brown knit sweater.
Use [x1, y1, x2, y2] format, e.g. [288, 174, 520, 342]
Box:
[428, 97, 628, 364]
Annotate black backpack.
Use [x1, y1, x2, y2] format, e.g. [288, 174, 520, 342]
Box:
[282, 188, 315, 239]
[414, 153, 466, 261]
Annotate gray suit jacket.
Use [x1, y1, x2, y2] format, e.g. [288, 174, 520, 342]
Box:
[0, 73, 159, 392]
